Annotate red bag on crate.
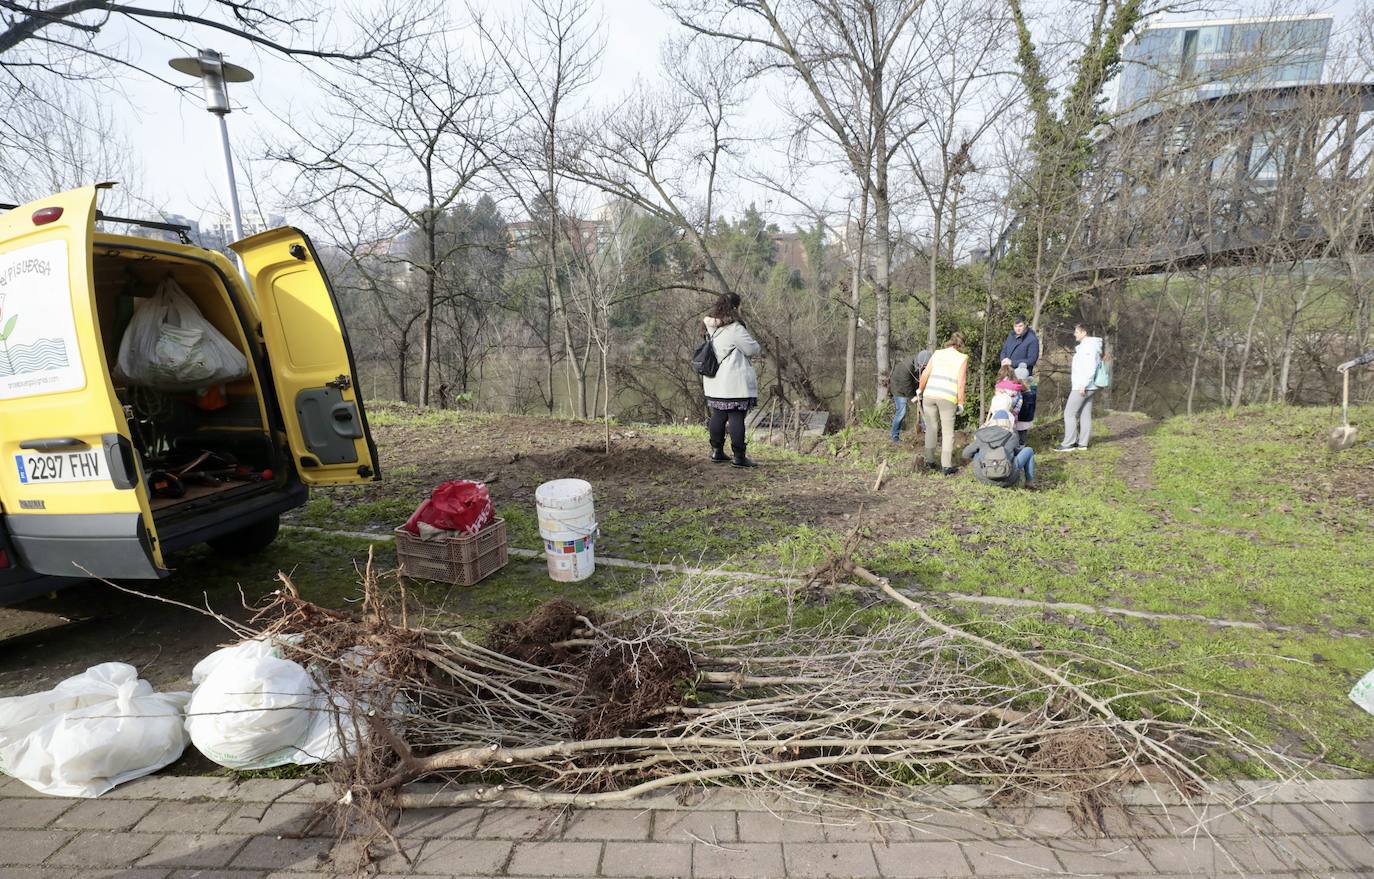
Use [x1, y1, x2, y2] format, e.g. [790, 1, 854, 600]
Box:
[402, 481, 494, 538]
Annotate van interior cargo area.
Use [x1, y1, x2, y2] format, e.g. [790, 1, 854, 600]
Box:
[93, 246, 282, 521]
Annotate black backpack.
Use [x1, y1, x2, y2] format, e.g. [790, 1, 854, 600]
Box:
[972, 425, 1018, 483]
[692, 331, 721, 377]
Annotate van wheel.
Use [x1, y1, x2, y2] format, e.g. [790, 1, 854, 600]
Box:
[209, 514, 281, 555]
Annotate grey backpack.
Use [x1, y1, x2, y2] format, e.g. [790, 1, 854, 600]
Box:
[972, 425, 1018, 483]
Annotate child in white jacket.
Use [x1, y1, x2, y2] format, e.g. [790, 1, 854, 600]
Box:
[1056, 324, 1103, 452]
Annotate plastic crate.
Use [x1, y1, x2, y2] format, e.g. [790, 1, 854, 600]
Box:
[393, 518, 508, 586]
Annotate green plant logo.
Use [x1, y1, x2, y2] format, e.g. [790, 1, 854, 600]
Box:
[0, 293, 14, 375]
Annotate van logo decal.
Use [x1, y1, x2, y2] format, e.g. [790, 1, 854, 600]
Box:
[18, 499, 45, 509]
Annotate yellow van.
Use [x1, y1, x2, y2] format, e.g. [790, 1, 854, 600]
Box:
[0, 185, 379, 599]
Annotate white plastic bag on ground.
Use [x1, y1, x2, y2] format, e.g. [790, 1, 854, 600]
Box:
[115, 277, 249, 390]
[1350, 668, 1374, 716]
[185, 638, 353, 770]
[0, 663, 189, 797]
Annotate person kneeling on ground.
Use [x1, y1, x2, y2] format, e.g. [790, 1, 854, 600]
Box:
[962, 410, 1036, 489]
[701, 293, 762, 468]
[889, 347, 933, 443]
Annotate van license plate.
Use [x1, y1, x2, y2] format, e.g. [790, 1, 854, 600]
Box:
[14, 450, 107, 484]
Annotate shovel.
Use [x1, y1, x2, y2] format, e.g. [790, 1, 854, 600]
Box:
[1328, 368, 1358, 452]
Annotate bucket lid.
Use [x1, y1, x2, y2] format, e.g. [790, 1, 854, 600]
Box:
[536, 478, 594, 505]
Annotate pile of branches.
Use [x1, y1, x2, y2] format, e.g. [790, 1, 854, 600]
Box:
[237, 550, 1306, 859]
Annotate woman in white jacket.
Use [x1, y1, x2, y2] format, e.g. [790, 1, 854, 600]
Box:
[701, 294, 762, 468]
[1056, 323, 1103, 452]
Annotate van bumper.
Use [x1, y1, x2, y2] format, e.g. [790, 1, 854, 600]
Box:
[5, 512, 161, 579]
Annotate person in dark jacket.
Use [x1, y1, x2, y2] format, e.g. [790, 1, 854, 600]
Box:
[1000, 316, 1039, 443]
[889, 349, 932, 442]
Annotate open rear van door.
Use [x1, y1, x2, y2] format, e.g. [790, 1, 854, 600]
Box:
[231, 228, 379, 485]
[0, 185, 164, 578]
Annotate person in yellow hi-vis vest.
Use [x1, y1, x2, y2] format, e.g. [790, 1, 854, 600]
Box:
[918, 333, 969, 474]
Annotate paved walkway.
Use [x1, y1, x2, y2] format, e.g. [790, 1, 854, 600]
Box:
[1, 776, 1372, 878]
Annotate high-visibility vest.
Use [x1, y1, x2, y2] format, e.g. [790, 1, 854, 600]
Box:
[924, 348, 968, 403]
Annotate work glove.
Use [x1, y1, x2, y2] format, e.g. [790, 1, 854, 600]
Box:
[956, 404, 965, 417]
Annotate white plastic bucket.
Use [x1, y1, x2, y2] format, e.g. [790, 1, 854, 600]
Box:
[536, 479, 597, 582]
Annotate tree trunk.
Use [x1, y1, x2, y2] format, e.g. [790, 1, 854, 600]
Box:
[421, 266, 436, 407]
[1277, 271, 1314, 403]
[1231, 275, 1268, 411]
[843, 188, 868, 425]
[1187, 268, 1211, 417]
[1129, 274, 1170, 412]
[873, 188, 892, 404]
[397, 339, 409, 403]
[927, 209, 941, 351]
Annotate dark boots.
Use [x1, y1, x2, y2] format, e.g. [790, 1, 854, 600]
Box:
[710, 444, 729, 464]
[731, 443, 757, 468]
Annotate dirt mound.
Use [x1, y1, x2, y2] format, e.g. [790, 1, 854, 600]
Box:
[574, 641, 695, 740]
[489, 599, 589, 666]
[544, 442, 699, 479]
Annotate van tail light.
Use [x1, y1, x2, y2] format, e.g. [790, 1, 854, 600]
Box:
[32, 206, 63, 225]
[0, 549, 10, 569]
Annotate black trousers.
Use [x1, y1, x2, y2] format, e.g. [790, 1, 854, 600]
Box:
[708, 408, 747, 450]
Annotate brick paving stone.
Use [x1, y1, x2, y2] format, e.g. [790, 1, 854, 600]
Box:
[599, 841, 691, 877]
[1305, 833, 1374, 871]
[960, 841, 1062, 876]
[871, 841, 973, 877]
[134, 801, 238, 834]
[1315, 800, 1374, 834]
[103, 777, 237, 801]
[506, 841, 602, 877]
[1221, 834, 1324, 874]
[411, 838, 512, 876]
[220, 802, 324, 837]
[476, 807, 565, 840]
[170, 872, 269, 879]
[9, 870, 171, 879]
[784, 842, 881, 878]
[230, 836, 335, 871]
[821, 813, 905, 843]
[737, 810, 826, 843]
[0, 829, 75, 865]
[1246, 802, 1337, 835]
[395, 807, 487, 839]
[139, 833, 252, 869]
[1139, 836, 1234, 873]
[691, 842, 785, 879]
[0, 797, 78, 828]
[1051, 840, 1155, 875]
[651, 810, 736, 844]
[902, 812, 1002, 843]
[53, 798, 157, 830]
[562, 809, 652, 841]
[47, 830, 163, 867]
[329, 837, 421, 874]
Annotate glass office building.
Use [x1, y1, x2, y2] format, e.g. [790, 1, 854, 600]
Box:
[1117, 15, 1333, 113]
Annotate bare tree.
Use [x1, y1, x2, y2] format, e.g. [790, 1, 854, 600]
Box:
[268, 26, 497, 407]
[476, 0, 604, 418]
[666, 0, 932, 404]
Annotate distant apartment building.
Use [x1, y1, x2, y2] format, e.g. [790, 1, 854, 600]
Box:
[769, 231, 810, 277]
[1117, 13, 1333, 114]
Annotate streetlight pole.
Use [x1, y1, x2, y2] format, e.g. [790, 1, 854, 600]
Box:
[170, 49, 255, 282]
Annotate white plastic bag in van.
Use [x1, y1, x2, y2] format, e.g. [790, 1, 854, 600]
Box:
[0, 663, 190, 797]
[185, 638, 353, 770]
[115, 277, 249, 389]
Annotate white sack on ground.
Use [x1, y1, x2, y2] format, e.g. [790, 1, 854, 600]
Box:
[1350, 668, 1374, 717]
[185, 638, 354, 770]
[0, 663, 190, 797]
[115, 277, 249, 390]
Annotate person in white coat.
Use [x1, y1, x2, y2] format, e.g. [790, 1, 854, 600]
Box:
[701, 293, 762, 468]
[1055, 324, 1104, 451]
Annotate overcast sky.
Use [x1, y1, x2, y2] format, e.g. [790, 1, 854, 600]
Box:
[91, 0, 1366, 237]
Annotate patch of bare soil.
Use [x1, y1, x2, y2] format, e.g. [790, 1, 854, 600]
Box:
[1100, 412, 1157, 492]
[348, 413, 959, 548]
